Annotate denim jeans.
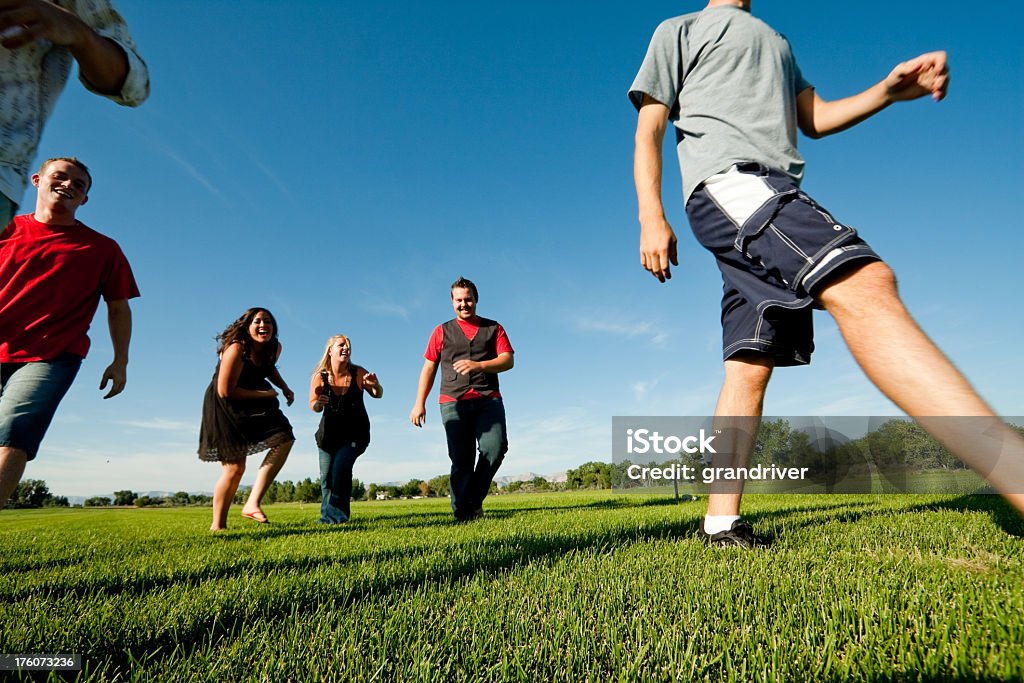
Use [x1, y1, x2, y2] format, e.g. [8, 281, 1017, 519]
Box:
[440, 398, 508, 520]
[0, 354, 82, 460]
[318, 441, 367, 523]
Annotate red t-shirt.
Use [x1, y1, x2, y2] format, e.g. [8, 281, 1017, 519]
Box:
[0, 214, 140, 362]
[424, 317, 514, 403]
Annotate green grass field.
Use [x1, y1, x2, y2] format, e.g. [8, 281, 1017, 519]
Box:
[1, 492, 1022, 682]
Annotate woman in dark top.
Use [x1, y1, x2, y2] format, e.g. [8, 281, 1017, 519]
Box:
[309, 334, 382, 523]
[199, 308, 295, 530]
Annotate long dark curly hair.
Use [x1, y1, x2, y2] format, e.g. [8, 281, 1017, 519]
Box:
[215, 307, 280, 367]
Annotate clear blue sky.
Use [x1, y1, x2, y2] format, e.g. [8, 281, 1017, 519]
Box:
[14, 0, 1024, 497]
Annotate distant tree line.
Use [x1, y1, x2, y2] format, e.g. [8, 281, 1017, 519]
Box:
[32, 419, 997, 507]
[613, 419, 1024, 489]
[6, 479, 69, 509]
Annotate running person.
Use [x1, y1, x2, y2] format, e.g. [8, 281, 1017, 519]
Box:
[630, 0, 1024, 546]
[199, 308, 295, 531]
[310, 334, 382, 524]
[0, 157, 138, 510]
[410, 277, 514, 522]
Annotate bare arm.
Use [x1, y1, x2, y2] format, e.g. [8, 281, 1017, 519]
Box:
[0, 0, 129, 94]
[797, 51, 949, 139]
[309, 372, 328, 412]
[409, 359, 438, 427]
[98, 298, 130, 398]
[452, 352, 514, 376]
[266, 343, 294, 406]
[356, 367, 384, 399]
[216, 344, 277, 401]
[634, 95, 678, 283]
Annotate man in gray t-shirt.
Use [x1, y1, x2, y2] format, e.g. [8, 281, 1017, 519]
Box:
[629, 4, 810, 205]
[630, 0, 1024, 547]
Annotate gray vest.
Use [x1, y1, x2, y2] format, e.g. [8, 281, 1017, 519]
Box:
[438, 318, 500, 399]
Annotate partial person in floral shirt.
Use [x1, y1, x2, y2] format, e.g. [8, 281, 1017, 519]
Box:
[0, 0, 149, 225]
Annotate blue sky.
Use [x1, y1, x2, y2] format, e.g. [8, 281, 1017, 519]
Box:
[13, 0, 1024, 497]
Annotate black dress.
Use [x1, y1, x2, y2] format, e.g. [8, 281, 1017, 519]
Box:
[198, 353, 295, 462]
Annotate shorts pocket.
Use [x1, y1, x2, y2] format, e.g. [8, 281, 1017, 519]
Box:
[733, 189, 798, 257]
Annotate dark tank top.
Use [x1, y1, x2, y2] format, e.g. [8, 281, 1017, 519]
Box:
[315, 365, 370, 452]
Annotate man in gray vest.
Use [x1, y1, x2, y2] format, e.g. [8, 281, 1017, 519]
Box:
[630, 0, 1024, 547]
[410, 277, 514, 521]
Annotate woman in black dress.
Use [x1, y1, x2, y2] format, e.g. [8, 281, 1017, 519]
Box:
[310, 334, 382, 523]
[199, 308, 295, 530]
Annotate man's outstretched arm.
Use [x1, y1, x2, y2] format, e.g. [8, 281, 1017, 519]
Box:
[797, 51, 949, 139]
[0, 0, 127, 94]
[634, 95, 678, 283]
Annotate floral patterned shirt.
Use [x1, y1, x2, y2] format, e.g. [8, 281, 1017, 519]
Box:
[0, 0, 149, 204]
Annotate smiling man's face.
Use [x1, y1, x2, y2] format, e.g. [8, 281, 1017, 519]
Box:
[451, 286, 478, 321]
[32, 160, 90, 221]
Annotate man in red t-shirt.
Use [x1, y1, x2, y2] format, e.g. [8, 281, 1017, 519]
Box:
[410, 277, 514, 521]
[0, 157, 139, 510]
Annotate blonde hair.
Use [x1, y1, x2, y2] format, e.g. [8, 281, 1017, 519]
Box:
[312, 334, 351, 379]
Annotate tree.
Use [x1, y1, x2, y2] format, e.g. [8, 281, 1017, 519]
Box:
[113, 490, 136, 506]
[401, 479, 424, 498]
[233, 486, 252, 505]
[84, 496, 112, 507]
[172, 491, 191, 506]
[366, 483, 379, 501]
[295, 478, 320, 503]
[529, 476, 551, 491]
[264, 481, 279, 504]
[566, 462, 613, 490]
[8, 479, 52, 508]
[351, 478, 366, 501]
[752, 419, 793, 466]
[427, 475, 450, 497]
[276, 480, 296, 503]
[43, 495, 70, 508]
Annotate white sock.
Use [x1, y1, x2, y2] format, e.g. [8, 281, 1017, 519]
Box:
[703, 514, 740, 535]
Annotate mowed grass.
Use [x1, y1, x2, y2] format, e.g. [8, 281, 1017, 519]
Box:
[1, 492, 1022, 682]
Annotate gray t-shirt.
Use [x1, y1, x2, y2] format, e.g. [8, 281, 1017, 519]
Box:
[629, 6, 812, 203]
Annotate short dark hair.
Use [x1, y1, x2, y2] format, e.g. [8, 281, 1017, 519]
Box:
[450, 276, 478, 301]
[38, 157, 93, 190]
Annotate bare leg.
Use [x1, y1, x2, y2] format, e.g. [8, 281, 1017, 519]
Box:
[244, 439, 294, 517]
[0, 447, 28, 511]
[212, 460, 246, 531]
[818, 261, 1024, 513]
[707, 355, 774, 517]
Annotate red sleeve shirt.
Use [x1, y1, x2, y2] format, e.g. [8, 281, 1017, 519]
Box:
[0, 215, 140, 362]
[424, 317, 514, 403]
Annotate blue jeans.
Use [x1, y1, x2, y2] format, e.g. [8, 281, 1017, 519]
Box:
[0, 354, 82, 460]
[318, 441, 367, 523]
[440, 398, 508, 520]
